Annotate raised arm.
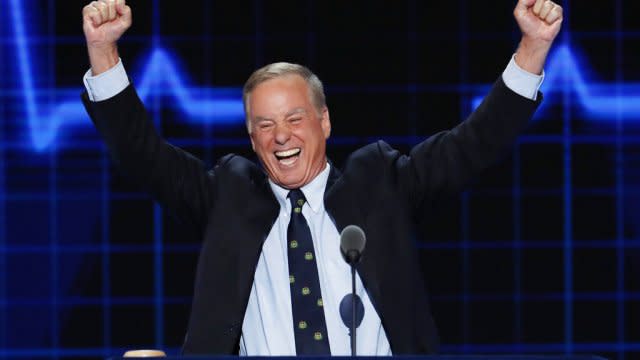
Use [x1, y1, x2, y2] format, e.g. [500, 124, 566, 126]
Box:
[82, 0, 216, 230]
[83, 0, 131, 75]
[395, 0, 563, 209]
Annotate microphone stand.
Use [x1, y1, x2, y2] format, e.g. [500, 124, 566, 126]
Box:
[348, 250, 358, 356]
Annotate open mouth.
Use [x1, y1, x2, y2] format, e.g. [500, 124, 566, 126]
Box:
[275, 148, 301, 166]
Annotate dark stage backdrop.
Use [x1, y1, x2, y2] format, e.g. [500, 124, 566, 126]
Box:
[1, 0, 638, 359]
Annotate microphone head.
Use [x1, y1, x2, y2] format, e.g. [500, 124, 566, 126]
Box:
[340, 225, 366, 263]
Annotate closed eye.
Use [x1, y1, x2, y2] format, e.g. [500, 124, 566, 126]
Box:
[257, 121, 274, 130]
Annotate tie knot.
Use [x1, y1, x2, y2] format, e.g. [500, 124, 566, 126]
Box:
[288, 189, 307, 210]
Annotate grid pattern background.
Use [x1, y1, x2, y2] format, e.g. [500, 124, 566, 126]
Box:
[1, 0, 639, 359]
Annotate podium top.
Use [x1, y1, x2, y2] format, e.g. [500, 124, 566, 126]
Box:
[109, 355, 608, 360]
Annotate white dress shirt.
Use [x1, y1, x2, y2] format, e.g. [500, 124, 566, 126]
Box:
[83, 56, 544, 355]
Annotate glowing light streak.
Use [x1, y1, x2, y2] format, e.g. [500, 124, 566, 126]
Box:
[8, 0, 244, 151]
[472, 45, 640, 120]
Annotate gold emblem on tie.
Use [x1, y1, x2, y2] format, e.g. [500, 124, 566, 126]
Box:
[294, 207, 302, 214]
[290, 240, 298, 249]
[302, 287, 310, 295]
[314, 331, 323, 341]
[304, 252, 313, 261]
[317, 298, 323, 307]
[299, 321, 307, 330]
[297, 199, 305, 206]
[290, 275, 295, 284]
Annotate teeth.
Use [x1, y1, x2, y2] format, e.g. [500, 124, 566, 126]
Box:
[275, 148, 301, 157]
[279, 157, 298, 166]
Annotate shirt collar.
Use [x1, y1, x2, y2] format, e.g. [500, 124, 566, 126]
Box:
[268, 162, 331, 214]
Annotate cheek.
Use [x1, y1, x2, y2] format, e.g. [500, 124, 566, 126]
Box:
[309, 130, 326, 151]
[252, 134, 271, 152]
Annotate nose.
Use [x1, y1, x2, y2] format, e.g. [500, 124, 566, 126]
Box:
[274, 123, 291, 145]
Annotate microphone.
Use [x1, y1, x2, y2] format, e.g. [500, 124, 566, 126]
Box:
[340, 224, 366, 264]
[340, 225, 366, 356]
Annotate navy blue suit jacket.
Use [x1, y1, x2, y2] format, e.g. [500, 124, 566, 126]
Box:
[82, 77, 541, 355]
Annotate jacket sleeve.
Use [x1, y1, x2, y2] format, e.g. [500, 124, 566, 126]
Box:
[391, 77, 542, 213]
[82, 85, 216, 231]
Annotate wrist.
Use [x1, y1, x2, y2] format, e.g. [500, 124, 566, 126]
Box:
[514, 37, 551, 75]
[87, 43, 119, 76]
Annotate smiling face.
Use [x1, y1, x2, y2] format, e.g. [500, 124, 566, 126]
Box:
[246, 74, 331, 189]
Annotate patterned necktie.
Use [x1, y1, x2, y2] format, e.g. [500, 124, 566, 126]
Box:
[287, 189, 330, 354]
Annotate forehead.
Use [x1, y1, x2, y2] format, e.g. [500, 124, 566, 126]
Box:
[249, 75, 311, 107]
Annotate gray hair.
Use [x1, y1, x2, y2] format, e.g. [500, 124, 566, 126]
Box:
[242, 62, 326, 132]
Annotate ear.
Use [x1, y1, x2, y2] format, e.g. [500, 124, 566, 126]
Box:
[249, 132, 256, 152]
[321, 107, 331, 139]
[246, 117, 257, 151]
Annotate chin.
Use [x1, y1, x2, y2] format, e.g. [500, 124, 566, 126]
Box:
[266, 170, 300, 188]
[277, 177, 305, 189]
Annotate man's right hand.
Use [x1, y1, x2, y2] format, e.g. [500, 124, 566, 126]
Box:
[82, 0, 132, 75]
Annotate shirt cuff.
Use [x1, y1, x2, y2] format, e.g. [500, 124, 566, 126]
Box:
[82, 58, 130, 102]
[501, 54, 545, 101]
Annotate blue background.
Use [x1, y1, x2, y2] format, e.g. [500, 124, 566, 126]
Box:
[0, 0, 638, 359]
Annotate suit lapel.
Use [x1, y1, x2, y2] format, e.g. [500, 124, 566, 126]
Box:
[240, 166, 280, 295]
[248, 169, 280, 245]
[323, 163, 383, 316]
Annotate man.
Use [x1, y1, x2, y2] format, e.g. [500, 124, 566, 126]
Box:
[81, 0, 562, 355]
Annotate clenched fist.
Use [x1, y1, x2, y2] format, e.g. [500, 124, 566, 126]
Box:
[83, 0, 132, 46]
[515, 0, 563, 43]
[513, 0, 563, 75]
[82, 0, 132, 75]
